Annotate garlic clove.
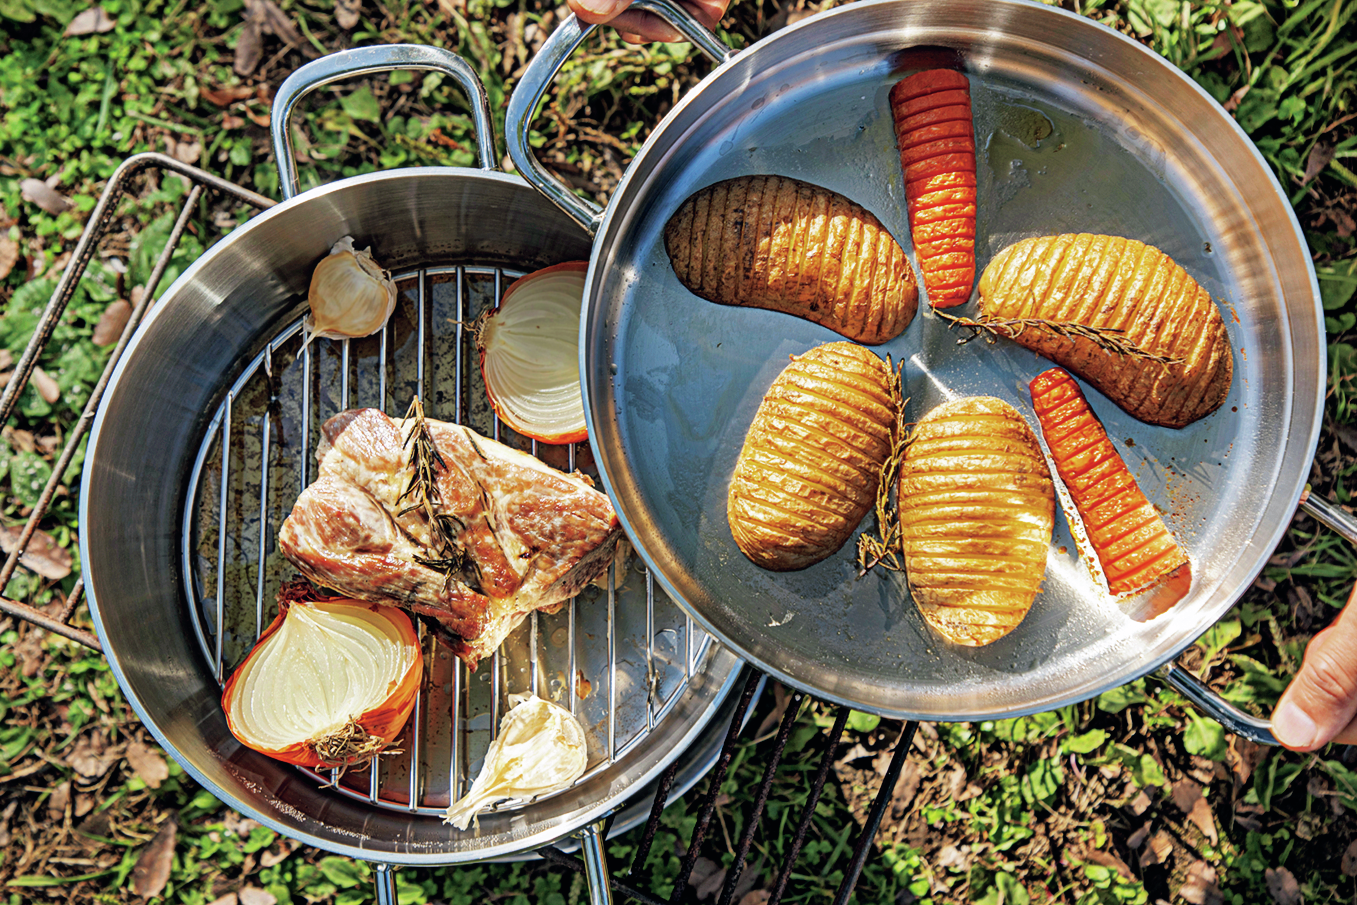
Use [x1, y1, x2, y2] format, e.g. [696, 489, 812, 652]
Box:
[304, 235, 398, 344]
[443, 693, 589, 830]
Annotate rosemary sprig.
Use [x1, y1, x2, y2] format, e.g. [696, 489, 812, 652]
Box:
[933, 309, 1183, 365]
[398, 395, 480, 592]
[856, 357, 909, 578]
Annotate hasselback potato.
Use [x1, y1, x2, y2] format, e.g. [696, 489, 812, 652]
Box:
[728, 342, 897, 571]
[977, 234, 1232, 428]
[899, 397, 1054, 646]
[664, 175, 918, 345]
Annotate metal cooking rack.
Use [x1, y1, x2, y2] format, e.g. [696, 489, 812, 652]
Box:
[0, 153, 922, 905]
[182, 262, 712, 811]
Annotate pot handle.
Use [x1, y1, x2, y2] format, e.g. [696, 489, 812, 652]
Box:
[270, 44, 497, 201]
[1300, 488, 1357, 545]
[505, 0, 735, 235]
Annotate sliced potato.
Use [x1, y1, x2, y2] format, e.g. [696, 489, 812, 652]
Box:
[728, 342, 897, 571]
[899, 397, 1054, 645]
[664, 175, 918, 345]
[977, 234, 1232, 428]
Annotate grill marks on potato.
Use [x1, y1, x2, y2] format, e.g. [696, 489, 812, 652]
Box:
[899, 399, 1054, 646]
[665, 175, 918, 345]
[977, 234, 1232, 428]
[728, 343, 896, 571]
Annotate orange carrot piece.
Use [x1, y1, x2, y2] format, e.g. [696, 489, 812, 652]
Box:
[1029, 368, 1189, 597]
[890, 69, 976, 309]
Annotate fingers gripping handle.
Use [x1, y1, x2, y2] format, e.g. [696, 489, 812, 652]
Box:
[271, 44, 497, 200]
[505, 0, 735, 234]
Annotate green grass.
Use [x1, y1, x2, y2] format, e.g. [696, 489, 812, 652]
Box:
[2, 0, 1356, 902]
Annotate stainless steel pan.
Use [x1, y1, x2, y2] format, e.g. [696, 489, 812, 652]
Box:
[506, 0, 1333, 734]
[78, 44, 742, 901]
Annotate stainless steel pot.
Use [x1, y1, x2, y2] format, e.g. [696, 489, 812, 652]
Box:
[506, 0, 1340, 738]
[78, 44, 742, 903]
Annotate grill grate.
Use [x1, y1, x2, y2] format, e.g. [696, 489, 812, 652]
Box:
[181, 264, 713, 815]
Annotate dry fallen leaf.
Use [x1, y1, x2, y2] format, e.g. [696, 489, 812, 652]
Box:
[1187, 797, 1218, 845]
[935, 844, 969, 871]
[207, 895, 239, 905]
[889, 757, 923, 819]
[1180, 861, 1222, 905]
[1265, 866, 1301, 905]
[125, 739, 170, 789]
[64, 6, 115, 35]
[1081, 848, 1134, 881]
[689, 856, 724, 901]
[1129, 789, 1152, 816]
[74, 793, 95, 818]
[47, 781, 70, 821]
[0, 525, 73, 580]
[131, 820, 178, 899]
[1140, 830, 1173, 869]
[67, 733, 121, 779]
[737, 892, 770, 905]
[202, 85, 256, 106]
[0, 235, 19, 280]
[335, 0, 361, 29]
[93, 300, 132, 346]
[1171, 777, 1203, 813]
[238, 887, 277, 905]
[1343, 840, 1357, 878]
[1127, 823, 1151, 849]
[20, 178, 72, 215]
[1304, 141, 1336, 186]
[234, 19, 264, 75]
[1230, 737, 1269, 786]
[31, 365, 59, 403]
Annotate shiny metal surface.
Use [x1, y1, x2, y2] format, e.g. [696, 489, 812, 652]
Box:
[513, 0, 1324, 720]
[81, 49, 742, 865]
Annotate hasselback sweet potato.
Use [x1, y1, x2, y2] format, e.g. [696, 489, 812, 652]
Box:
[977, 234, 1232, 428]
[898, 397, 1054, 646]
[728, 342, 897, 571]
[664, 175, 918, 345]
[889, 69, 977, 309]
[1029, 368, 1190, 597]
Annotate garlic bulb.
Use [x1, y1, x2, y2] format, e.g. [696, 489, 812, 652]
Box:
[444, 694, 588, 830]
[304, 236, 398, 344]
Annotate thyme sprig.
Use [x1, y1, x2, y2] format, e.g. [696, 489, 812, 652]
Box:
[856, 357, 909, 578]
[933, 309, 1183, 365]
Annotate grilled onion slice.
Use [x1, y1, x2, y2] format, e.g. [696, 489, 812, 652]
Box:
[475, 262, 589, 444]
[898, 397, 1055, 646]
[221, 592, 422, 770]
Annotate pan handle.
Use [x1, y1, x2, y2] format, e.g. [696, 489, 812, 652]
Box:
[1155, 660, 1277, 746]
[1300, 487, 1357, 545]
[270, 44, 497, 200]
[505, 0, 735, 234]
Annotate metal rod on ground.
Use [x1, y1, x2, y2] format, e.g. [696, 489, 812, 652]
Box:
[628, 759, 680, 875]
[830, 721, 919, 905]
[536, 846, 668, 905]
[715, 689, 805, 905]
[668, 669, 764, 904]
[767, 706, 850, 905]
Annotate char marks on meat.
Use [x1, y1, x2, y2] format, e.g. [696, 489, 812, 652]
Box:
[278, 408, 621, 668]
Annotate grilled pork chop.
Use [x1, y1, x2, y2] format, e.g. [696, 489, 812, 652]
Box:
[278, 408, 621, 668]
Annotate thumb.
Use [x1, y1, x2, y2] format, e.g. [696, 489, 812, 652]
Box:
[1271, 581, 1357, 750]
[567, 0, 633, 24]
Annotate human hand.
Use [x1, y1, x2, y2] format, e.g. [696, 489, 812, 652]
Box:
[565, 0, 729, 44]
[1270, 581, 1357, 750]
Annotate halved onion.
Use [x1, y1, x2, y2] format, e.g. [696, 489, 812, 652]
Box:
[475, 261, 588, 444]
[222, 592, 422, 770]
